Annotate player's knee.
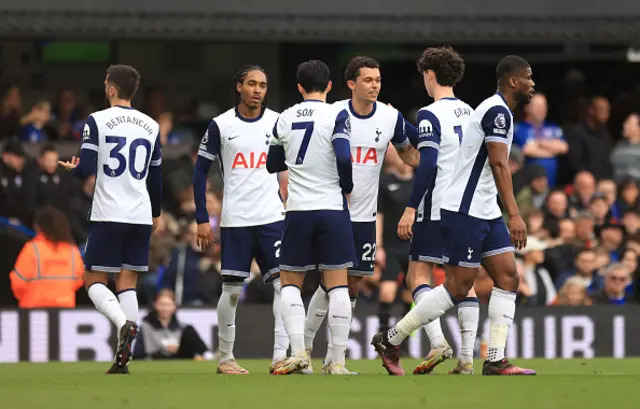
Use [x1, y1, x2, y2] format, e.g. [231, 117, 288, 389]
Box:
[347, 276, 362, 298]
[494, 269, 519, 292]
[444, 274, 475, 302]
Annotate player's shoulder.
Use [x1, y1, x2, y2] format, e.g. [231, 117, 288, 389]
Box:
[213, 107, 237, 125]
[474, 94, 510, 118]
[372, 100, 399, 119]
[263, 107, 280, 120]
[331, 99, 350, 110]
[88, 107, 112, 122]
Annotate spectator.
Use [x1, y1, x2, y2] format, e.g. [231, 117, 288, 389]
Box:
[589, 193, 610, 235]
[25, 143, 72, 212]
[617, 177, 639, 215]
[558, 218, 577, 244]
[568, 171, 596, 213]
[597, 179, 622, 220]
[52, 90, 79, 140]
[598, 219, 626, 262]
[0, 86, 22, 140]
[19, 101, 52, 143]
[67, 175, 95, 245]
[133, 292, 212, 360]
[611, 112, 640, 182]
[514, 93, 568, 188]
[157, 221, 219, 305]
[526, 208, 545, 238]
[574, 211, 597, 248]
[553, 277, 591, 306]
[622, 210, 639, 236]
[9, 206, 84, 308]
[555, 248, 597, 290]
[543, 190, 570, 223]
[515, 165, 549, 219]
[562, 96, 614, 182]
[621, 248, 639, 283]
[515, 236, 557, 306]
[590, 263, 634, 305]
[0, 139, 34, 225]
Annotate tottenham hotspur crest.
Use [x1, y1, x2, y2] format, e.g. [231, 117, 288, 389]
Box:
[375, 128, 381, 142]
[494, 112, 507, 129]
[201, 129, 209, 145]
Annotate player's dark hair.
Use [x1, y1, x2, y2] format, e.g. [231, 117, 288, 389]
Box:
[417, 46, 465, 87]
[232, 64, 267, 107]
[496, 55, 530, 86]
[344, 56, 380, 84]
[106, 65, 140, 101]
[40, 143, 57, 156]
[34, 206, 74, 245]
[297, 60, 331, 93]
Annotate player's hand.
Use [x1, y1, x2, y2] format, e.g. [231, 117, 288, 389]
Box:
[152, 217, 160, 234]
[345, 193, 351, 206]
[166, 344, 179, 355]
[58, 156, 79, 171]
[397, 207, 416, 241]
[196, 222, 214, 250]
[508, 214, 527, 250]
[375, 246, 387, 269]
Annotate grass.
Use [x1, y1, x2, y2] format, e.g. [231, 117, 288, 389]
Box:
[1, 358, 638, 409]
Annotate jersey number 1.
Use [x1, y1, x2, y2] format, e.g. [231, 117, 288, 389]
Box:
[453, 125, 464, 146]
[292, 121, 314, 164]
[104, 136, 152, 179]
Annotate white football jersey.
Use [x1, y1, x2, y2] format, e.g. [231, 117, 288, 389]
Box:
[197, 107, 284, 228]
[442, 93, 514, 220]
[415, 98, 473, 222]
[333, 99, 409, 222]
[82, 106, 161, 225]
[271, 100, 350, 212]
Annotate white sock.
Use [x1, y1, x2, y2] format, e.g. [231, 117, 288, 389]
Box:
[413, 285, 446, 349]
[457, 297, 479, 364]
[388, 285, 454, 346]
[280, 285, 306, 357]
[324, 296, 357, 365]
[217, 282, 242, 363]
[117, 289, 138, 323]
[88, 283, 127, 331]
[487, 288, 516, 362]
[304, 286, 329, 351]
[272, 278, 290, 363]
[327, 286, 351, 366]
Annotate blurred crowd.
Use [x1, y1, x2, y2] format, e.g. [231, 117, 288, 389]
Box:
[1, 82, 639, 310]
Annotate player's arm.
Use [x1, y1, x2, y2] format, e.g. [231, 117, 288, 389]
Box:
[332, 109, 354, 194]
[147, 131, 163, 223]
[483, 106, 527, 249]
[266, 118, 288, 174]
[394, 112, 420, 168]
[277, 170, 289, 209]
[193, 120, 221, 249]
[398, 109, 440, 240]
[67, 116, 99, 179]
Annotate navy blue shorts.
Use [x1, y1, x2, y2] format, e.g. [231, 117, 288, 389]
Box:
[409, 220, 444, 265]
[84, 222, 152, 273]
[279, 210, 357, 272]
[349, 221, 376, 277]
[220, 220, 284, 283]
[441, 210, 514, 268]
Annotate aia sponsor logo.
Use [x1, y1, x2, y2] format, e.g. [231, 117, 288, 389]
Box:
[231, 152, 267, 169]
[351, 147, 378, 165]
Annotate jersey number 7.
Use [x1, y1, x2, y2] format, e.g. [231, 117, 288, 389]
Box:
[292, 121, 314, 164]
[104, 136, 152, 179]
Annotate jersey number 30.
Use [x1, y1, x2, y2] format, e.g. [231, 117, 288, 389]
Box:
[104, 136, 152, 179]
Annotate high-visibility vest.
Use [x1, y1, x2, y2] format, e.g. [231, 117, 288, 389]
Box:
[10, 234, 84, 308]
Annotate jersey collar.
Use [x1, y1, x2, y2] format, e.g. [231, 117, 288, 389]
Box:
[348, 99, 376, 119]
[495, 92, 512, 112]
[235, 106, 265, 123]
[114, 105, 135, 110]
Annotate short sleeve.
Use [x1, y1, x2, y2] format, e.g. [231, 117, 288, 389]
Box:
[332, 108, 350, 141]
[150, 132, 162, 167]
[81, 115, 99, 152]
[416, 109, 441, 150]
[197, 120, 222, 161]
[481, 105, 512, 144]
[392, 111, 410, 147]
[270, 118, 282, 146]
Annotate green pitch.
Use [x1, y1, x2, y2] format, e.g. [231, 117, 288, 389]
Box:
[1, 359, 638, 409]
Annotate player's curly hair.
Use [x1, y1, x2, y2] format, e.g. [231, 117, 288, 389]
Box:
[344, 56, 380, 84]
[106, 65, 140, 100]
[232, 64, 267, 107]
[416, 46, 465, 87]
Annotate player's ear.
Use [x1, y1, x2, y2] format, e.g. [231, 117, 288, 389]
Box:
[297, 83, 305, 96]
[326, 80, 333, 94]
[346, 80, 356, 92]
[236, 82, 243, 94]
